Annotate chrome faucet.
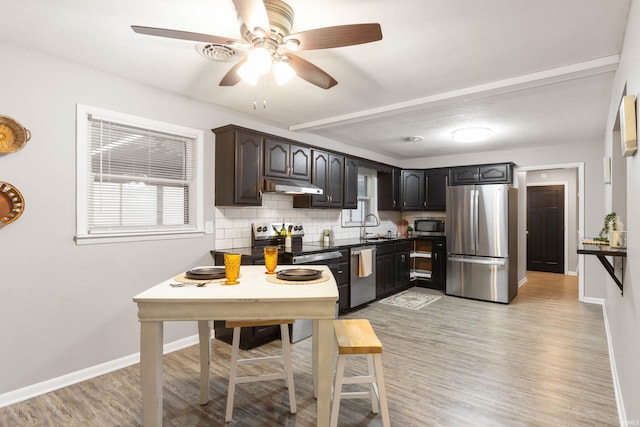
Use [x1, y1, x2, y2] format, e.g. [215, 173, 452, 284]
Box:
[361, 213, 380, 240]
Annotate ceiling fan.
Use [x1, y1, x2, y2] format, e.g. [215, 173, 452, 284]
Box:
[132, 0, 382, 89]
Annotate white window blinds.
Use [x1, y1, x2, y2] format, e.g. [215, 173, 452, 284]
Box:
[76, 105, 203, 242]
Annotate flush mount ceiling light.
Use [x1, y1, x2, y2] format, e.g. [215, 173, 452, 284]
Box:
[403, 136, 423, 142]
[452, 127, 492, 143]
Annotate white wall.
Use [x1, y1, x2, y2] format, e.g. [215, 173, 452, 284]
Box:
[600, 0, 640, 422]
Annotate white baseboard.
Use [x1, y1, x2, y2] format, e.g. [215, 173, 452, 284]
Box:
[601, 304, 627, 427]
[0, 333, 201, 408]
[566, 270, 578, 276]
[583, 296, 604, 305]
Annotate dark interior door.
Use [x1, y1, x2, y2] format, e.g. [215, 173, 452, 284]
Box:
[527, 185, 564, 273]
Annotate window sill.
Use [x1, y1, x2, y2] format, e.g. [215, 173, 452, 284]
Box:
[75, 230, 206, 245]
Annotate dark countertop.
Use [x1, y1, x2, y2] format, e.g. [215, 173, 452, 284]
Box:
[211, 235, 446, 262]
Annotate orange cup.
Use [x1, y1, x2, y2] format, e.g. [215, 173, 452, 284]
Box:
[224, 253, 241, 285]
[264, 246, 278, 274]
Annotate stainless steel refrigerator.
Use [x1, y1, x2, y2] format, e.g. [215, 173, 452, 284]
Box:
[446, 184, 518, 303]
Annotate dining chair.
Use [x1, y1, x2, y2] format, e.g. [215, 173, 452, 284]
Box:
[224, 319, 297, 422]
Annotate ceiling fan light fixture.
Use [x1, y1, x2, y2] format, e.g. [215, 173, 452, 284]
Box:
[273, 60, 296, 85]
[237, 61, 260, 85]
[247, 47, 272, 75]
[452, 127, 492, 143]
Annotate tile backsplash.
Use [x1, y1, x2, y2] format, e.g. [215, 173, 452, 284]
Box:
[214, 193, 406, 249]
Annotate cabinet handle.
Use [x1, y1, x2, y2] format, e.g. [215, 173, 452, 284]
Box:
[392, 200, 396, 208]
[400, 254, 405, 262]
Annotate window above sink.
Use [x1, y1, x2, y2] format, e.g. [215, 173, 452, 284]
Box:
[342, 167, 378, 228]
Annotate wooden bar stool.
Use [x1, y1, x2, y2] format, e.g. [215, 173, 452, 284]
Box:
[330, 319, 390, 427]
[224, 319, 296, 423]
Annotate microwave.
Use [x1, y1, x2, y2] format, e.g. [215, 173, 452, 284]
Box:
[414, 218, 445, 233]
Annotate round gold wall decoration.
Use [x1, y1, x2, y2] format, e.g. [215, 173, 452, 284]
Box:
[0, 181, 25, 225]
[0, 116, 31, 153]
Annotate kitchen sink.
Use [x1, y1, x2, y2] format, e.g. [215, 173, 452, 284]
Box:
[363, 237, 393, 242]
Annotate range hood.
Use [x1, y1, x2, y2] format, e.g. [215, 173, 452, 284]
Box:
[262, 177, 323, 195]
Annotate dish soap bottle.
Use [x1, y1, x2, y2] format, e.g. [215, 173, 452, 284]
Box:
[285, 230, 292, 251]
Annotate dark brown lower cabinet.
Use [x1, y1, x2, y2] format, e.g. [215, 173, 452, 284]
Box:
[393, 241, 412, 289]
[338, 249, 350, 312]
[375, 243, 395, 298]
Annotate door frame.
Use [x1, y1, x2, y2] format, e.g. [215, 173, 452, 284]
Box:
[526, 181, 569, 275]
[515, 163, 584, 302]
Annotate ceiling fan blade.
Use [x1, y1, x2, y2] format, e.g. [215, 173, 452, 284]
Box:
[286, 53, 337, 90]
[284, 23, 382, 50]
[232, 0, 271, 36]
[219, 57, 248, 86]
[131, 25, 244, 46]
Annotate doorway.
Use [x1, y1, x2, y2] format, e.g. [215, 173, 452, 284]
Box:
[516, 163, 584, 301]
[527, 185, 565, 273]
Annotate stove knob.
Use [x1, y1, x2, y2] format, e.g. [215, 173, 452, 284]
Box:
[297, 225, 303, 231]
[258, 226, 264, 232]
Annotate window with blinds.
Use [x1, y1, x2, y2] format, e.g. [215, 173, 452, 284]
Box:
[341, 168, 379, 227]
[76, 105, 204, 243]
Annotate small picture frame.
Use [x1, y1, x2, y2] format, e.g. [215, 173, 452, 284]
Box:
[619, 95, 637, 157]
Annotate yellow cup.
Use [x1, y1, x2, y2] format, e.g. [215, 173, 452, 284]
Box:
[264, 246, 278, 274]
[224, 253, 241, 285]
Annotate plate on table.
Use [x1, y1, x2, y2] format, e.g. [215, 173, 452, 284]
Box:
[276, 268, 323, 281]
[185, 267, 226, 280]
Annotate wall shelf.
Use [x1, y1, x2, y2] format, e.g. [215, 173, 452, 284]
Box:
[577, 244, 627, 295]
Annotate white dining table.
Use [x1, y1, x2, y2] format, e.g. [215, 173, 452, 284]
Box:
[133, 265, 339, 427]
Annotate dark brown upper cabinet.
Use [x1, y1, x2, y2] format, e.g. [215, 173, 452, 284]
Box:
[264, 138, 311, 181]
[213, 125, 263, 206]
[449, 163, 513, 185]
[294, 150, 344, 208]
[400, 169, 425, 211]
[378, 167, 402, 211]
[424, 168, 448, 211]
[343, 157, 359, 209]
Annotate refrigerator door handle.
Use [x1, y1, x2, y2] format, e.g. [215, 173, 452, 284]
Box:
[473, 189, 479, 252]
[469, 189, 476, 251]
[448, 255, 507, 266]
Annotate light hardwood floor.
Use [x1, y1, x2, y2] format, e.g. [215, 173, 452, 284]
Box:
[0, 271, 618, 426]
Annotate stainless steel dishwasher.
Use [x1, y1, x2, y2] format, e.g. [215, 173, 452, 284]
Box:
[350, 245, 377, 308]
[286, 250, 342, 342]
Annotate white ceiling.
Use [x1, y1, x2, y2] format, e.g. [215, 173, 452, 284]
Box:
[0, 0, 631, 160]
